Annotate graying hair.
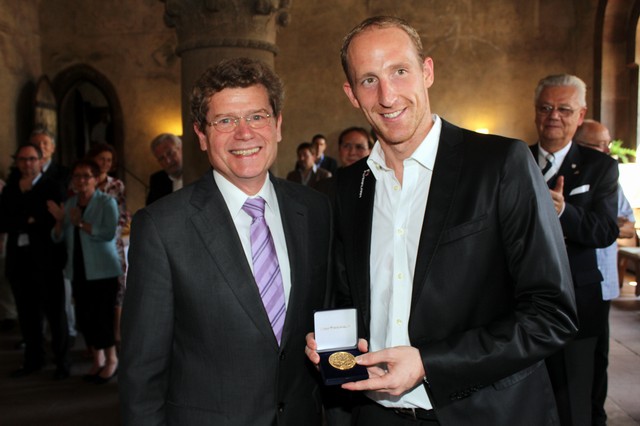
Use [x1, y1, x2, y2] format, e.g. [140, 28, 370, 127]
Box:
[31, 126, 56, 146]
[150, 133, 182, 151]
[534, 74, 587, 107]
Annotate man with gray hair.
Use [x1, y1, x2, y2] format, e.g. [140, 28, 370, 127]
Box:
[530, 74, 619, 426]
[146, 133, 183, 205]
[30, 127, 70, 189]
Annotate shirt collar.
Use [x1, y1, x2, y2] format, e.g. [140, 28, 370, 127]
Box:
[213, 170, 277, 217]
[32, 172, 43, 186]
[538, 141, 572, 167]
[367, 114, 441, 174]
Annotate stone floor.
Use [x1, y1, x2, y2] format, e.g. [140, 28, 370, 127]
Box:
[605, 278, 640, 425]
[0, 281, 638, 425]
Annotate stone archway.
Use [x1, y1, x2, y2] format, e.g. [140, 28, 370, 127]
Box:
[52, 64, 124, 176]
[597, 0, 640, 149]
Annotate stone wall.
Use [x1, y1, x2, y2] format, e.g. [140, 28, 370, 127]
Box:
[0, 0, 42, 180]
[0, 0, 601, 212]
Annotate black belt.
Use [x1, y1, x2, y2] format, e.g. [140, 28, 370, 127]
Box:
[392, 407, 437, 421]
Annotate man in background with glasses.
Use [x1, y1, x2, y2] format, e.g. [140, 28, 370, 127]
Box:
[120, 57, 330, 426]
[0, 143, 70, 380]
[530, 75, 619, 426]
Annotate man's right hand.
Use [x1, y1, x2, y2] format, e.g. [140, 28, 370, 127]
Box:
[550, 176, 565, 214]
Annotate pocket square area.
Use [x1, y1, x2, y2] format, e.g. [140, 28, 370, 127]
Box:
[569, 184, 590, 196]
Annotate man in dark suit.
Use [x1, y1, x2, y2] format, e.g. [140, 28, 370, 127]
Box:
[120, 58, 331, 425]
[0, 143, 70, 380]
[145, 133, 183, 205]
[306, 17, 577, 426]
[312, 134, 338, 174]
[530, 75, 619, 426]
[286, 142, 332, 189]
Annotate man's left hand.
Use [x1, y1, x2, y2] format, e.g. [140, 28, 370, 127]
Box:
[341, 346, 426, 396]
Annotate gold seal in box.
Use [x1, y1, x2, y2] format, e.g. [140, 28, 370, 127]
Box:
[328, 351, 357, 370]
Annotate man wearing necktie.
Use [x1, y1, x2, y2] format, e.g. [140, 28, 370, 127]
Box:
[530, 74, 619, 426]
[120, 58, 331, 426]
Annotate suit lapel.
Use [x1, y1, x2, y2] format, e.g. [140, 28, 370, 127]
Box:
[189, 173, 279, 347]
[411, 121, 464, 313]
[353, 166, 375, 333]
[272, 177, 307, 348]
[558, 143, 582, 194]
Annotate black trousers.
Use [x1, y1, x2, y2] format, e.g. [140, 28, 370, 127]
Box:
[591, 301, 611, 426]
[11, 267, 69, 370]
[73, 276, 118, 349]
[352, 398, 439, 426]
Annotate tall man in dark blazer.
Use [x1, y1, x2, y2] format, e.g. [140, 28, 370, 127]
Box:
[530, 75, 619, 426]
[306, 17, 577, 426]
[146, 133, 183, 205]
[120, 58, 331, 426]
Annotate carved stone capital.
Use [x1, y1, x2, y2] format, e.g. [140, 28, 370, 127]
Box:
[160, 0, 290, 56]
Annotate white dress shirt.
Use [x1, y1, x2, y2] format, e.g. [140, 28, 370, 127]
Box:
[365, 115, 442, 410]
[213, 171, 292, 307]
[169, 174, 183, 193]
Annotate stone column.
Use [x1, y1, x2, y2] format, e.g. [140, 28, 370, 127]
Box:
[161, 0, 290, 184]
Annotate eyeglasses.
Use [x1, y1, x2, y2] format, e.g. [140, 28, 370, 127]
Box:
[16, 156, 39, 162]
[536, 105, 576, 117]
[72, 174, 95, 180]
[340, 143, 369, 152]
[206, 113, 272, 133]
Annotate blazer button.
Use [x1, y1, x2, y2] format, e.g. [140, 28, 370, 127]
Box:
[277, 403, 285, 413]
[280, 352, 286, 360]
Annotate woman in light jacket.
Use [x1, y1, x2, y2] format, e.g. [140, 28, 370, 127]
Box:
[48, 159, 122, 384]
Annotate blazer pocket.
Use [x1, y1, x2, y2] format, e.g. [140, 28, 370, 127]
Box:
[492, 360, 543, 390]
[440, 214, 489, 245]
[569, 184, 590, 196]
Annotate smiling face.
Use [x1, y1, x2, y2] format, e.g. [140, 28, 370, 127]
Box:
[343, 26, 434, 159]
[30, 133, 55, 163]
[93, 150, 113, 177]
[535, 85, 586, 153]
[193, 85, 282, 195]
[339, 129, 371, 166]
[152, 139, 183, 178]
[71, 165, 97, 196]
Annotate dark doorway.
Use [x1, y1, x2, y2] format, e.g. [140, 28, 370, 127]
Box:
[53, 65, 124, 178]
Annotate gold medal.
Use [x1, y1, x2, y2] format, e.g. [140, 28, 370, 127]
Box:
[328, 351, 357, 370]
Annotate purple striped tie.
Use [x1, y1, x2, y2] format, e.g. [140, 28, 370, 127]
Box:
[242, 197, 286, 345]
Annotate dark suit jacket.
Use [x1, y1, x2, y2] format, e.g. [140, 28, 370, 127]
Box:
[286, 167, 332, 190]
[120, 171, 331, 426]
[530, 143, 618, 338]
[334, 120, 577, 425]
[318, 155, 338, 175]
[43, 162, 70, 194]
[146, 170, 174, 205]
[0, 175, 66, 280]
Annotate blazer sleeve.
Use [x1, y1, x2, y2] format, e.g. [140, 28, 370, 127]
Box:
[120, 209, 174, 425]
[86, 195, 119, 241]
